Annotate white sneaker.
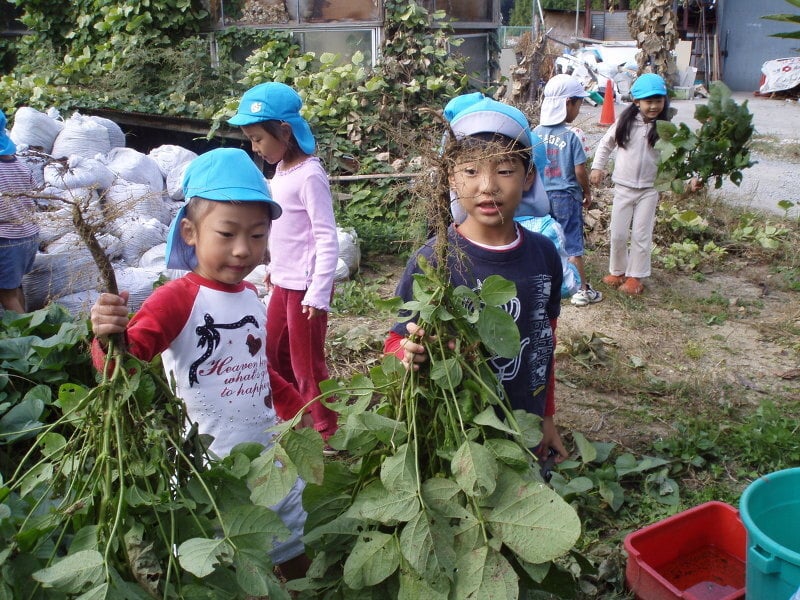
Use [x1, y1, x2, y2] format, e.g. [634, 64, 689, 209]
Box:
[571, 284, 603, 306]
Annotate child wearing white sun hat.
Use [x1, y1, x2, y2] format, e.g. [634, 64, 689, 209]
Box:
[534, 74, 602, 308]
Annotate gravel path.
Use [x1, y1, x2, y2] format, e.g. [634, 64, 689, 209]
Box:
[572, 92, 800, 215]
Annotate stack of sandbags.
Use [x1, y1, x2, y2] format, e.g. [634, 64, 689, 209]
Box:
[9, 107, 64, 154]
[51, 113, 112, 159]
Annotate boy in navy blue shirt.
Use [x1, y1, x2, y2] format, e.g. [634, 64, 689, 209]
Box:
[384, 95, 568, 462]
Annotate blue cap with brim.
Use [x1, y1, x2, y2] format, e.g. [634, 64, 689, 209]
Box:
[165, 148, 281, 271]
[0, 110, 17, 156]
[444, 93, 550, 221]
[228, 82, 316, 155]
[630, 73, 668, 99]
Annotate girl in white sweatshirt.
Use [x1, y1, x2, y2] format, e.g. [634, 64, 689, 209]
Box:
[590, 73, 699, 295]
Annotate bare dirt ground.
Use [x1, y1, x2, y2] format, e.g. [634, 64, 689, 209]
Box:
[330, 248, 799, 455]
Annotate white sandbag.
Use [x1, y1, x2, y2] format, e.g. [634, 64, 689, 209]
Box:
[35, 206, 72, 245]
[46, 231, 122, 261]
[9, 106, 64, 154]
[105, 180, 170, 224]
[166, 160, 191, 200]
[337, 227, 360, 277]
[114, 265, 162, 311]
[44, 155, 116, 191]
[333, 257, 350, 283]
[244, 264, 269, 297]
[16, 149, 50, 187]
[53, 289, 101, 318]
[51, 113, 111, 159]
[100, 147, 164, 195]
[149, 145, 197, 179]
[87, 115, 125, 149]
[112, 216, 169, 266]
[22, 249, 103, 311]
[138, 243, 167, 270]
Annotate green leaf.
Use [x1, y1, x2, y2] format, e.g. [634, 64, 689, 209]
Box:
[248, 444, 299, 507]
[484, 438, 530, 469]
[452, 545, 518, 599]
[452, 441, 497, 497]
[420, 477, 472, 519]
[430, 356, 463, 387]
[234, 546, 288, 599]
[33, 549, 104, 593]
[615, 453, 668, 477]
[476, 305, 520, 359]
[472, 408, 516, 435]
[177, 537, 234, 578]
[74, 583, 108, 600]
[399, 509, 456, 582]
[346, 480, 420, 524]
[281, 426, 325, 485]
[485, 470, 581, 564]
[572, 432, 597, 464]
[0, 394, 45, 443]
[478, 275, 517, 307]
[398, 568, 450, 599]
[512, 410, 542, 449]
[343, 531, 400, 589]
[225, 504, 289, 543]
[381, 443, 418, 493]
[598, 479, 625, 512]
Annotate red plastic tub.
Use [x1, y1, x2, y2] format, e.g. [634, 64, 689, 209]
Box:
[624, 501, 746, 600]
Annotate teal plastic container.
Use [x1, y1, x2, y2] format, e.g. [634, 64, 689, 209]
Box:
[739, 468, 800, 600]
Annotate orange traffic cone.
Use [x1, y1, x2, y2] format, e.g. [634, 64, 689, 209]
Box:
[598, 78, 616, 126]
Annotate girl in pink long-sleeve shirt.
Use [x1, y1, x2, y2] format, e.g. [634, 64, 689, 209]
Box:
[230, 82, 340, 445]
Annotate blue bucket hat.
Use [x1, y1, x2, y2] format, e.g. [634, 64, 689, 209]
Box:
[443, 93, 550, 221]
[165, 148, 281, 271]
[0, 110, 17, 156]
[228, 82, 316, 155]
[631, 73, 668, 100]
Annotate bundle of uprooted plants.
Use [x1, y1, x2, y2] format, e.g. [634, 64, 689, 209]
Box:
[0, 191, 317, 600]
[290, 126, 582, 598]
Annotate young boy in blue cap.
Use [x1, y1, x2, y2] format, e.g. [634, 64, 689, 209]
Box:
[385, 94, 569, 463]
[89, 147, 312, 579]
[0, 108, 40, 313]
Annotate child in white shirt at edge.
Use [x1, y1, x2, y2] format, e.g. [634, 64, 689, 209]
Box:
[89, 148, 312, 581]
[590, 73, 701, 296]
[229, 82, 340, 448]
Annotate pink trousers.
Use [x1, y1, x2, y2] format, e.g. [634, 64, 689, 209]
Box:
[267, 285, 337, 438]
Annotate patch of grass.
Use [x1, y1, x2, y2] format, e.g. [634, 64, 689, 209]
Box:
[749, 135, 800, 162]
[331, 278, 386, 316]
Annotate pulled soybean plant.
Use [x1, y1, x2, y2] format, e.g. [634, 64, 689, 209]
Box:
[0, 192, 323, 599]
[290, 131, 582, 599]
[655, 81, 755, 193]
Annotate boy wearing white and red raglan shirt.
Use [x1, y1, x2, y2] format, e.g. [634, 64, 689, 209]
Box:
[89, 148, 312, 580]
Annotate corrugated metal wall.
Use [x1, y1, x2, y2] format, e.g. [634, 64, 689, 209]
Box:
[590, 11, 631, 41]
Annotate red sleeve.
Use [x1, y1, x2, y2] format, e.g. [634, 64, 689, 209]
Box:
[90, 279, 194, 373]
[384, 331, 405, 359]
[544, 318, 557, 417]
[269, 364, 307, 421]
